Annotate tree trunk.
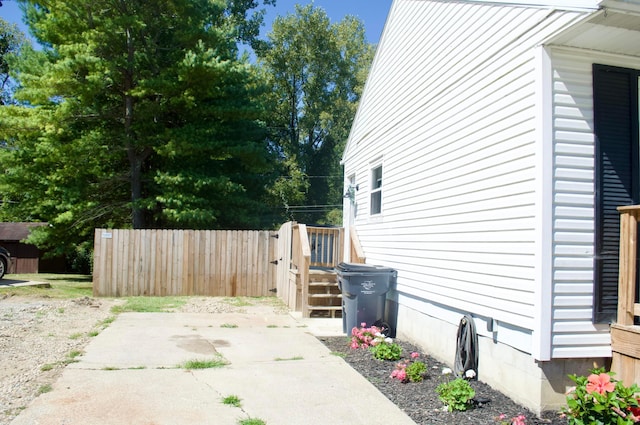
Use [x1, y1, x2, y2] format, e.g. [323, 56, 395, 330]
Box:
[124, 26, 145, 229]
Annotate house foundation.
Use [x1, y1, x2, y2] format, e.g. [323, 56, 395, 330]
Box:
[395, 303, 607, 415]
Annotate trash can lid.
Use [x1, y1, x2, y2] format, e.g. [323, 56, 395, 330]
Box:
[335, 262, 396, 273]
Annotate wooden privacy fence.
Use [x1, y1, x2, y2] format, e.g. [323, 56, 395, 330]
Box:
[93, 228, 278, 297]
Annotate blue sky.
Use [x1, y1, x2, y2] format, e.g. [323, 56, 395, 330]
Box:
[0, 0, 391, 45]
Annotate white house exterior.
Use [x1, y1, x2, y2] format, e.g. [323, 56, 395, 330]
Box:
[342, 0, 640, 413]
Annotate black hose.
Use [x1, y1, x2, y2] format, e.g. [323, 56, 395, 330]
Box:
[454, 314, 478, 380]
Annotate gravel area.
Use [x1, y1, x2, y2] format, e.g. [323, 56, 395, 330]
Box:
[0, 294, 122, 425]
[319, 336, 568, 425]
[0, 294, 273, 425]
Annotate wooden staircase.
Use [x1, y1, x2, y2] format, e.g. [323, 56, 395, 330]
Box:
[307, 269, 342, 318]
[282, 223, 365, 318]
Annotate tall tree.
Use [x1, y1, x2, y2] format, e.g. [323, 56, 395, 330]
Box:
[0, 18, 26, 105]
[0, 0, 277, 256]
[257, 5, 374, 224]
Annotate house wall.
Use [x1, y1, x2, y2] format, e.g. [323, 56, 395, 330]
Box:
[548, 47, 640, 357]
[344, 0, 586, 353]
[341, 0, 611, 413]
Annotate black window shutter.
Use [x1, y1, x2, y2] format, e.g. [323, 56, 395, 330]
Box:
[593, 64, 639, 323]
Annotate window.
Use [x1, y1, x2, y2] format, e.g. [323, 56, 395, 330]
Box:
[370, 165, 382, 215]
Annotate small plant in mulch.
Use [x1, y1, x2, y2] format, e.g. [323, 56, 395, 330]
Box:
[350, 323, 383, 349]
[350, 323, 402, 361]
[390, 352, 427, 383]
[496, 413, 528, 425]
[436, 368, 476, 412]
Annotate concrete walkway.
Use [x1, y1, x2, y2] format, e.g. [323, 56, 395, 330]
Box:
[11, 305, 416, 425]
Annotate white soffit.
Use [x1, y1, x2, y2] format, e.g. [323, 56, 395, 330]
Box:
[548, 8, 640, 56]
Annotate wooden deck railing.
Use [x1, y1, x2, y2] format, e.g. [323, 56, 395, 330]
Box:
[291, 224, 311, 316]
[611, 205, 640, 385]
[290, 224, 344, 317]
[350, 227, 366, 264]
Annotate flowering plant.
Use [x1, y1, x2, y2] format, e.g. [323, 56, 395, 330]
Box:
[350, 323, 382, 349]
[390, 352, 427, 383]
[563, 368, 640, 424]
[496, 413, 527, 425]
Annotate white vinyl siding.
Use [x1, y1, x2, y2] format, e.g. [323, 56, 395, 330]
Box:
[343, 0, 586, 354]
[548, 47, 640, 357]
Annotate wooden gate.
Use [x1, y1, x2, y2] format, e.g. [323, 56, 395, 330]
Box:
[276, 221, 295, 310]
[93, 228, 278, 297]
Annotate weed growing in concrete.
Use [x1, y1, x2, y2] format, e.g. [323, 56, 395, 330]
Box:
[222, 395, 242, 408]
[180, 355, 228, 369]
[239, 418, 266, 425]
[274, 356, 303, 361]
[220, 323, 238, 328]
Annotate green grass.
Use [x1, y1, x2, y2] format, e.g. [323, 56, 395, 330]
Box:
[0, 273, 93, 298]
[99, 316, 116, 327]
[180, 356, 228, 369]
[37, 384, 53, 394]
[222, 395, 242, 408]
[40, 363, 54, 371]
[220, 323, 238, 328]
[69, 332, 83, 340]
[64, 350, 83, 363]
[330, 351, 347, 358]
[223, 297, 253, 307]
[88, 330, 100, 337]
[102, 366, 119, 371]
[274, 355, 303, 361]
[110, 296, 187, 313]
[239, 418, 266, 425]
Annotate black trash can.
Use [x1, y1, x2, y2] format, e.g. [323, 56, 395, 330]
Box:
[336, 262, 397, 335]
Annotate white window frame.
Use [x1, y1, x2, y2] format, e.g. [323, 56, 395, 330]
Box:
[370, 164, 383, 216]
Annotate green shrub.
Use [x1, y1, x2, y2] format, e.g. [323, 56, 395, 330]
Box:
[369, 341, 402, 361]
[436, 377, 475, 412]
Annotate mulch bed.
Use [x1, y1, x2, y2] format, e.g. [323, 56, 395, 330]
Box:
[318, 336, 568, 425]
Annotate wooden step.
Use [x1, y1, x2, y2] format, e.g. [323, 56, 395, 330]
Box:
[309, 281, 339, 287]
[308, 293, 342, 298]
[307, 305, 342, 318]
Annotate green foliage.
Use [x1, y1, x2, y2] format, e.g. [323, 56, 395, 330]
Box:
[0, 0, 279, 256]
[369, 341, 402, 361]
[563, 368, 640, 425]
[222, 395, 242, 408]
[257, 5, 374, 223]
[406, 361, 428, 383]
[0, 18, 27, 105]
[436, 377, 476, 412]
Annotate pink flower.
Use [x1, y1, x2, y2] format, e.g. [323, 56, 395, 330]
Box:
[392, 369, 406, 381]
[512, 414, 526, 425]
[585, 373, 615, 395]
[410, 352, 420, 359]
